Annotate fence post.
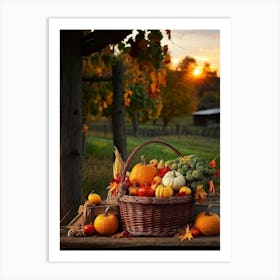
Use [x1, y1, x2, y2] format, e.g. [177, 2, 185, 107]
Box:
[112, 61, 127, 160]
[176, 124, 180, 136]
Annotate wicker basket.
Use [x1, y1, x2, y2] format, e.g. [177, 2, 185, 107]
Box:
[118, 140, 195, 237]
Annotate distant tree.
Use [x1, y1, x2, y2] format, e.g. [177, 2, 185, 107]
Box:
[198, 90, 220, 110]
[177, 56, 220, 108]
[191, 62, 219, 98]
[159, 69, 197, 126]
[178, 56, 197, 79]
[201, 62, 217, 78]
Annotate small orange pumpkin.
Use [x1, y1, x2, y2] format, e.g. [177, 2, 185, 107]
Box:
[93, 207, 119, 236]
[129, 156, 157, 187]
[128, 185, 139, 196]
[194, 204, 220, 236]
[179, 186, 192, 195]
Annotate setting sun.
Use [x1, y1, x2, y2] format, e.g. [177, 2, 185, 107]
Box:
[193, 67, 202, 77]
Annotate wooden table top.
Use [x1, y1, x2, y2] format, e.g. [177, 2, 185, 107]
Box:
[60, 227, 220, 250]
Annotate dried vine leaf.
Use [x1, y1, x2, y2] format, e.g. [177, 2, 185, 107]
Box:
[194, 185, 207, 204]
[178, 225, 193, 241]
[112, 231, 131, 238]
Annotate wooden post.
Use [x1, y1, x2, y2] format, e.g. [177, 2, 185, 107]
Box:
[112, 61, 127, 160]
[60, 30, 83, 224]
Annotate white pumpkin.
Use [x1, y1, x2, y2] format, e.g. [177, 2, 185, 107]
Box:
[162, 171, 186, 191]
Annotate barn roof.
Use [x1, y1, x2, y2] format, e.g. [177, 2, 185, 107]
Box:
[192, 108, 220, 116]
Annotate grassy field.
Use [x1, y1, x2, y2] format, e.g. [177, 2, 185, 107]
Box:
[82, 133, 220, 201]
[89, 115, 220, 139]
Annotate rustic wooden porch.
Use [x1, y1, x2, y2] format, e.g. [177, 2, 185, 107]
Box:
[60, 227, 220, 250]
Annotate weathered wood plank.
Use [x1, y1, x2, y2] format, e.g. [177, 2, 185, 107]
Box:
[60, 30, 83, 224]
[60, 228, 220, 250]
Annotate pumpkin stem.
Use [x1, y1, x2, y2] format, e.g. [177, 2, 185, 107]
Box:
[173, 170, 177, 177]
[104, 206, 110, 216]
[205, 204, 212, 216]
[141, 155, 147, 165]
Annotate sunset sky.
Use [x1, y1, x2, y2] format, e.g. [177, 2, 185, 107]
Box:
[162, 30, 220, 76]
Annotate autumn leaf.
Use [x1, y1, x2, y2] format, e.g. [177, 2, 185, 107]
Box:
[82, 123, 88, 134]
[178, 225, 193, 241]
[162, 44, 168, 54]
[194, 185, 207, 204]
[209, 159, 216, 169]
[112, 231, 131, 238]
[165, 30, 171, 40]
[209, 180, 215, 193]
[164, 53, 171, 64]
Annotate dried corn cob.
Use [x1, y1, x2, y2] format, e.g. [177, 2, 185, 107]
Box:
[113, 146, 125, 179]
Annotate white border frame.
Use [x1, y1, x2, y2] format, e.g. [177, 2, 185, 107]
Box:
[48, 18, 231, 262]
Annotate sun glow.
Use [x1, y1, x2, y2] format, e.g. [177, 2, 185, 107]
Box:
[193, 67, 202, 77]
[170, 57, 180, 69]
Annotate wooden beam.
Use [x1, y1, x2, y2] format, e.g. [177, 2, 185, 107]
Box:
[60, 30, 83, 224]
[82, 30, 132, 56]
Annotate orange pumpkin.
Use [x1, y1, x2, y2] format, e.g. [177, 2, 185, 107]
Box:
[194, 205, 220, 236]
[129, 156, 157, 187]
[93, 207, 119, 236]
[128, 185, 139, 196]
[178, 186, 192, 195]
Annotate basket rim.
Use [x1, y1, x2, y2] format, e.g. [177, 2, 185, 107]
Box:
[119, 194, 194, 205]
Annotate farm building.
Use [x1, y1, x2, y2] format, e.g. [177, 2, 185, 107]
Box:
[192, 108, 220, 126]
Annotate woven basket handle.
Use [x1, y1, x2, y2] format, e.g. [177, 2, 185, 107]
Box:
[120, 140, 183, 188]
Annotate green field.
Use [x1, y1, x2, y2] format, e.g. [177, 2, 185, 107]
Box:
[82, 133, 220, 201]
